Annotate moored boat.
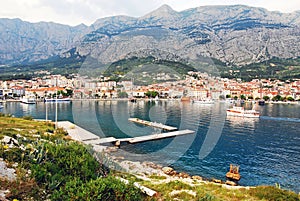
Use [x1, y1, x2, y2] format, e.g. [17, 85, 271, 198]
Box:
[258, 100, 265, 106]
[193, 99, 214, 104]
[226, 106, 259, 118]
[181, 97, 191, 102]
[44, 97, 71, 103]
[20, 95, 36, 104]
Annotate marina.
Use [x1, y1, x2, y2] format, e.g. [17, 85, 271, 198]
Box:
[129, 118, 177, 131]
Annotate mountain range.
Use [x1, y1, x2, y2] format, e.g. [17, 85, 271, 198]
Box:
[1, 4, 300, 70]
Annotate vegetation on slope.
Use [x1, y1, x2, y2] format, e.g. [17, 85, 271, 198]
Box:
[1, 54, 300, 82]
[0, 114, 145, 201]
[218, 57, 300, 81]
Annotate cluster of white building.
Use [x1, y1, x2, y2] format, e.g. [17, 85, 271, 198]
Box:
[0, 72, 299, 101]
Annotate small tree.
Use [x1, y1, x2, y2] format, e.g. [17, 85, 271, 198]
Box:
[145, 91, 159, 98]
[240, 94, 246, 100]
[226, 94, 231, 99]
[272, 95, 282, 101]
[118, 91, 128, 98]
[287, 97, 294, 101]
[219, 95, 225, 100]
[263, 96, 270, 101]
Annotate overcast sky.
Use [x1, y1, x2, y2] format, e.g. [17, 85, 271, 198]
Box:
[1, 0, 300, 26]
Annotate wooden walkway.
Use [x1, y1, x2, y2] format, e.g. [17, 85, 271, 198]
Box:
[128, 118, 177, 131]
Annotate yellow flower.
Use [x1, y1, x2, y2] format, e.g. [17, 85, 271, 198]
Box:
[3, 145, 9, 149]
[13, 199, 19, 201]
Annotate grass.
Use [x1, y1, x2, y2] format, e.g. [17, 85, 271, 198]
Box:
[0, 114, 146, 200]
[139, 177, 300, 201]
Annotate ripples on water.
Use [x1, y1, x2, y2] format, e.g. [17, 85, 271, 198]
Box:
[1, 101, 300, 193]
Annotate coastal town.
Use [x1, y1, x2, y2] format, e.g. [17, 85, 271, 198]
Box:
[1, 71, 300, 102]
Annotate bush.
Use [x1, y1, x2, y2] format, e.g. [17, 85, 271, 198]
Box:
[29, 141, 103, 190]
[51, 176, 144, 201]
[249, 186, 300, 201]
[22, 116, 33, 120]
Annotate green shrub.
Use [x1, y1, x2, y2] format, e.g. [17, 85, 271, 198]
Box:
[29, 141, 103, 190]
[22, 116, 33, 120]
[51, 176, 144, 201]
[249, 186, 300, 201]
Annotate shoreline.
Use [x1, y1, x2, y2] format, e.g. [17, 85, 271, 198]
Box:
[58, 121, 255, 190]
[1, 98, 299, 105]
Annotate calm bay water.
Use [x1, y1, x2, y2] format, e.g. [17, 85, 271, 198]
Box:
[1, 100, 300, 192]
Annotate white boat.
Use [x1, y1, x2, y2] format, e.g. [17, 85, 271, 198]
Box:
[20, 95, 36, 104]
[0, 105, 3, 109]
[44, 97, 71, 102]
[193, 99, 214, 104]
[226, 106, 260, 118]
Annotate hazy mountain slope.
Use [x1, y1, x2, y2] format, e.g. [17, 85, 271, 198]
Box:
[1, 5, 300, 66]
[72, 5, 300, 66]
[0, 18, 89, 64]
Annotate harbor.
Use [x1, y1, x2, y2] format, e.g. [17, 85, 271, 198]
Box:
[2, 101, 300, 193]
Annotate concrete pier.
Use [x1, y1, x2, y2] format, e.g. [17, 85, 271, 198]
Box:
[128, 129, 195, 144]
[129, 118, 177, 131]
[58, 121, 194, 146]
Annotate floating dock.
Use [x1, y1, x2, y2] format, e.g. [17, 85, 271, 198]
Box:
[128, 118, 177, 131]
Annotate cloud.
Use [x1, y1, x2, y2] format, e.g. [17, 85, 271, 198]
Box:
[0, 0, 299, 26]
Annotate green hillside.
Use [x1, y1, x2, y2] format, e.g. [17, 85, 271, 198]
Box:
[1, 55, 300, 82]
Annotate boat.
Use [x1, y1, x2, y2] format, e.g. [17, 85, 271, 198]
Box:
[44, 97, 71, 103]
[226, 164, 241, 181]
[129, 97, 137, 103]
[0, 105, 3, 109]
[193, 99, 214, 104]
[181, 96, 191, 102]
[20, 95, 36, 104]
[226, 106, 259, 118]
[258, 100, 265, 106]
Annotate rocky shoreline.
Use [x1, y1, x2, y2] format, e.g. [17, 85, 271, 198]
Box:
[103, 146, 252, 190]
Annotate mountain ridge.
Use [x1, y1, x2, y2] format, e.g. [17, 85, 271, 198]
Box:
[0, 4, 300, 66]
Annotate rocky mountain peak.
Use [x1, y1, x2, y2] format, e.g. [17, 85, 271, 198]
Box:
[1, 4, 300, 66]
[141, 4, 179, 21]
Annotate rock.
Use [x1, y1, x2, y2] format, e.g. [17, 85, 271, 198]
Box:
[178, 172, 190, 178]
[212, 178, 222, 183]
[225, 180, 238, 186]
[0, 190, 10, 201]
[1, 136, 19, 146]
[143, 161, 162, 169]
[0, 159, 16, 181]
[114, 140, 120, 147]
[105, 147, 118, 153]
[192, 175, 203, 181]
[162, 167, 174, 175]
